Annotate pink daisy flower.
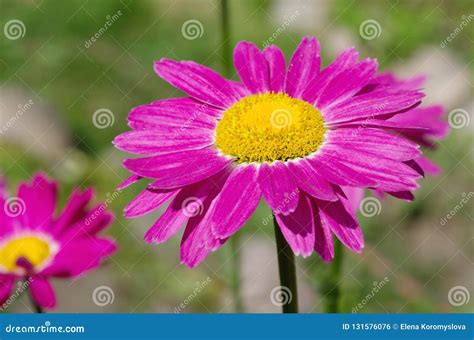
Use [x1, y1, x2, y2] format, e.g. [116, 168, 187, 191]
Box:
[343, 72, 449, 206]
[115, 36, 428, 268]
[0, 173, 117, 310]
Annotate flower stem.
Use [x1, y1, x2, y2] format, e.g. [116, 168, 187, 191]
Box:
[324, 240, 344, 313]
[29, 291, 43, 313]
[220, 0, 232, 76]
[273, 215, 299, 313]
[219, 0, 243, 313]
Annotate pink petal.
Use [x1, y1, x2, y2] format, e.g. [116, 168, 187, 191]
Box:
[287, 160, 338, 201]
[316, 195, 364, 253]
[124, 187, 177, 218]
[124, 148, 231, 189]
[117, 174, 141, 191]
[275, 193, 315, 257]
[258, 161, 299, 215]
[263, 45, 286, 92]
[29, 276, 56, 309]
[285, 36, 321, 99]
[234, 42, 270, 93]
[317, 59, 377, 109]
[210, 166, 262, 239]
[17, 173, 58, 230]
[113, 129, 213, 155]
[326, 128, 421, 161]
[324, 89, 424, 124]
[128, 98, 219, 130]
[41, 238, 117, 278]
[154, 59, 242, 108]
[0, 274, 15, 305]
[302, 47, 359, 104]
[53, 188, 93, 235]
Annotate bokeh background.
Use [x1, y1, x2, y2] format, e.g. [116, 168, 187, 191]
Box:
[0, 0, 472, 313]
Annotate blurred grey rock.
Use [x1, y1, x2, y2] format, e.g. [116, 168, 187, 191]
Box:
[0, 87, 70, 159]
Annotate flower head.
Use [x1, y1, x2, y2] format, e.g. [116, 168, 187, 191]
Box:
[115, 37, 429, 267]
[0, 173, 116, 310]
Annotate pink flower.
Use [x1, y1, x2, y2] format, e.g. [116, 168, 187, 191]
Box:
[342, 72, 449, 205]
[115, 37, 430, 267]
[0, 173, 117, 310]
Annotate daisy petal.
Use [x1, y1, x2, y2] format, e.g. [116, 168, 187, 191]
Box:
[302, 47, 359, 104]
[124, 187, 177, 218]
[0, 275, 15, 305]
[285, 36, 321, 99]
[275, 193, 315, 257]
[258, 161, 299, 215]
[317, 59, 377, 109]
[29, 276, 56, 309]
[210, 166, 262, 238]
[316, 196, 364, 253]
[113, 129, 213, 155]
[287, 160, 337, 201]
[154, 59, 242, 108]
[263, 45, 286, 92]
[124, 149, 232, 189]
[324, 89, 424, 124]
[234, 42, 270, 93]
[128, 98, 218, 130]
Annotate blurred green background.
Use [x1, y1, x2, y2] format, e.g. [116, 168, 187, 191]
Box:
[0, 0, 472, 313]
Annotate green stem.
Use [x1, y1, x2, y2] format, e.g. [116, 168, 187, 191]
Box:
[29, 291, 43, 314]
[219, 0, 243, 313]
[324, 240, 344, 313]
[220, 0, 232, 77]
[273, 216, 299, 313]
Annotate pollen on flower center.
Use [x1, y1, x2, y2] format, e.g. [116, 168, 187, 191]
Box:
[0, 235, 53, 272]
[215, 92, 326, 163]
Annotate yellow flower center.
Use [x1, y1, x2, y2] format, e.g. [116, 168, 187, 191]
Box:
[215, 92, 326, 163]
[0, 235, 55, 273]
